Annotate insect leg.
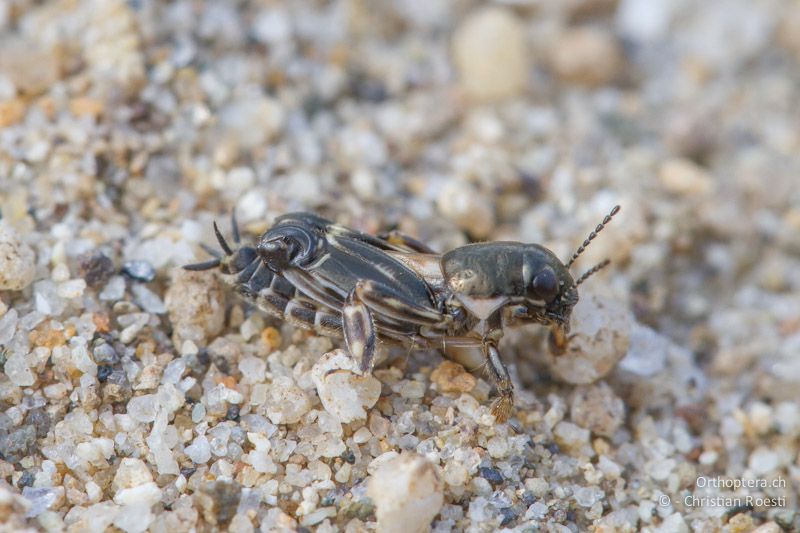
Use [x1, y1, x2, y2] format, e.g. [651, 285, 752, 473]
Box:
[440, 336, 514, 422]
[343, 281, 378, 375]
[376, 230, 438, 254]
[355, 279, 445, 326]
[281, 268, 345, 311]
[485, 343, 514, 423]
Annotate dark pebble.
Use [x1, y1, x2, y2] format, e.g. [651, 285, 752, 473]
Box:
[201, 479, 241, 526]
[479, 466, 504, 485]
[97, 365, 114, 382]
[24, 408, 51, 439]
[0, 425, 36, 462]
[180, 466, 197, 478]
[92, 342, 118, 364]
[499, 508, 518, 527]
[122, 260, 156, 282]
[225, 405, 240, 421]
[78, 250, 116, 287]
[17, 470, 35, 488]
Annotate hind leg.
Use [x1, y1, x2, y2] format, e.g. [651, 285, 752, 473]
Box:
[343, 282, 378, 374]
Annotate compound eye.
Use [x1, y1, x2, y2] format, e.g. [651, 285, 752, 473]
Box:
[532, 267, 558, 301]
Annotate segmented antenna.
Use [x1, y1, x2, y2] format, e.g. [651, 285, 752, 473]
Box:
[565, 205, 621, 269]
[574, 259, 610, 287]
[231, 210, 241, 244]
[213, 221, 233, 255]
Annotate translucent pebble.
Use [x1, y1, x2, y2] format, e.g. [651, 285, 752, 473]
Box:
[56, 279, 87, 299]
[99, 276, 126, 301]
[131, 285, 166, 314]
[748, 447, 779, 475]
[19, 311, 44, 331]
[34, 280, 66, 316]
[486, 436, 509, 459]
[113, 502, 154, 533]
[185, 435, 212, 463]
[22, 486, 61, 518]
[162, 358, 186, 384]
[192, 403, 206, 423]
[573, 486, 604, 507]
[619, 323, 669, 377]
[0, 308, 18, 345]
[122, 260, 156, 282]
[238, 357, 266, 384]
[5, 351, 35, 386]
[525, 501, 549, 520]
[126, 394, 158, 423]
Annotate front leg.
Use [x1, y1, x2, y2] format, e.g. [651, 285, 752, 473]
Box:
[441, 336, 515, 423]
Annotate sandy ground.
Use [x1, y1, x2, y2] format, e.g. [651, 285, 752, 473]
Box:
[0, 1, 799, 532]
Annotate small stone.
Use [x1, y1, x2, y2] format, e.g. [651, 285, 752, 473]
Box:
[113, 481, 162, 507]
[56, 279, 86, 299]
[122, 260, 156, 282]
[430, 361, 476, 393]
[655, 512, 689, 533]
[778, 3, 800, 60]
[367, 453, 444, 533]
[0, 425, 36, 462]
[0, 37, 59, 95]
[486, 436, 509, 459]
[185, 435, 212, 464]
[165, 269, 225, 346]
[77, 250, 115, 288]
[748, 446, 779, 475]
[437, 179, 495, 239]
[550, 27, 623, 87]
[216, 96, 285, 150]
[33, 281, 66, 316]
[114, 503, 154, 533]
[0, 308, 17, 345]
[112, 458, 153, 492]
[658, 158, 715, 196]
[21, 486, 61, 518]
[126, 394, 158, 423]
[0, 99, 25, 128]
[311, 350, 381, 423]
[99, 276, 126, 301]
[546, 292, 631, 384]
[131, 285, 166, 314]
[619, 323, 669, 377]
[0, 224, 35, 291]
[265, 376, 311, 425]
[569, 383, 625, 437]
[553, 421, 590, 451]
[453, 7, 528, 101]
[197, 480, 241, 527]
[4, 351, 35, 387]
[478, 467, 504, 485]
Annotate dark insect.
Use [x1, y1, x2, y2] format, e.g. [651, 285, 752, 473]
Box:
[185, 206, 621, 422]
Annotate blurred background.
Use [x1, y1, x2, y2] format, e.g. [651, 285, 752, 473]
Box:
[1, 0, 799, 531]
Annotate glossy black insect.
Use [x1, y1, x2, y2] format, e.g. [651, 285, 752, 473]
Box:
[185, 206, 620, 422]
